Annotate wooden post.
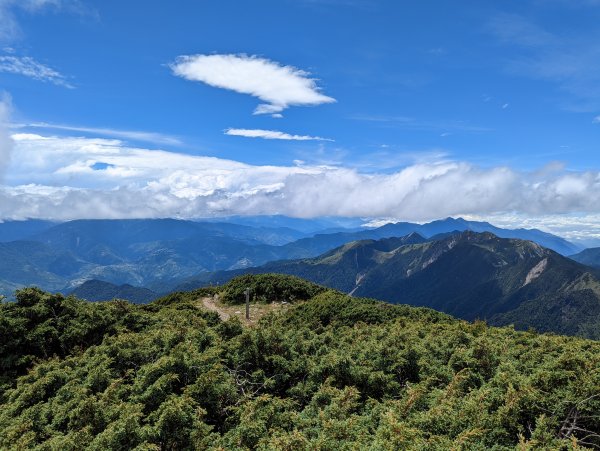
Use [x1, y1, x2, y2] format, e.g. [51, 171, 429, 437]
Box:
[244, 288, 250, 320]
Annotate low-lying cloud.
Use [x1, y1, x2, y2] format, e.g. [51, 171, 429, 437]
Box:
[3, 132, 600, 238]
[170, 54, 335, 116]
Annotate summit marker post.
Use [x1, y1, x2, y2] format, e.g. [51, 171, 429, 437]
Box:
[244, 288, 250, 320]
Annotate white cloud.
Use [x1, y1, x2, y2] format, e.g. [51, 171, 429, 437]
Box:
[593, 116, 600, 123]
[4, 132, 600, 239]
[20, 122, 181, 146]
[0, 56, 73, 87]
[170, 54, 335, 116]
[225, 128, 333, 141]
[6, 133, 318, 190]
[0, 92, 14, 179]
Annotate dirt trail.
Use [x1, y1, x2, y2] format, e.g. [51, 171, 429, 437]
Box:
[201, 297, 230, 321]
[200, 296, 296, 326]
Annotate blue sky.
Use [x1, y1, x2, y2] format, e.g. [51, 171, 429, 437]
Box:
[1, 0, 600, 241]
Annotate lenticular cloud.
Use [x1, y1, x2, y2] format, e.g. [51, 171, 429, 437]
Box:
[170, 54, 335, 116]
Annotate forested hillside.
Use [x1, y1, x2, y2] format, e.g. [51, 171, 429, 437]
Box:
[1, 276, 599, 449]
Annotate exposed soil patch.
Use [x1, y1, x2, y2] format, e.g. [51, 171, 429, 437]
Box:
[199, 296, 297, 326]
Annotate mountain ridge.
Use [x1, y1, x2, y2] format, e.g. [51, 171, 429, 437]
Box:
[571, 247, 600, 268]
[69, 279, 159, 303]
[187, 231, 600, 338]
[0, 217, 583, 298]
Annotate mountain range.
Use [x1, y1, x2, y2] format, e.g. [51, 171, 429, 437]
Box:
[191, 231, 600, 339]
[0, 216, 584, 299]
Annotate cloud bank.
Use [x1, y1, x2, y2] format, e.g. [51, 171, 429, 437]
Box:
[170, 54, 335, 116]
[3, 132, 600, 239]
[225, 128, 333, 141]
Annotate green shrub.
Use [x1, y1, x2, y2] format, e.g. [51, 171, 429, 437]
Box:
[219, 273, 327, 304]
[1, 282, 599, 449]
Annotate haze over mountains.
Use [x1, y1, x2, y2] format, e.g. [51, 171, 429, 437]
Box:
[0, 216, 583, 298]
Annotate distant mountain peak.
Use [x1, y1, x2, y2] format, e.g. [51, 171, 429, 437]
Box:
[437, 216, 470, 224]
[404, 231, 425, 240]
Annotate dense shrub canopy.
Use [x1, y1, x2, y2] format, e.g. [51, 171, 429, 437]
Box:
[219, 273, 327, 304]
[1, 277, 599, 450]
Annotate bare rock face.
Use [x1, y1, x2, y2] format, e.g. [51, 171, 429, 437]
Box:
[523, 257, 548, 286]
